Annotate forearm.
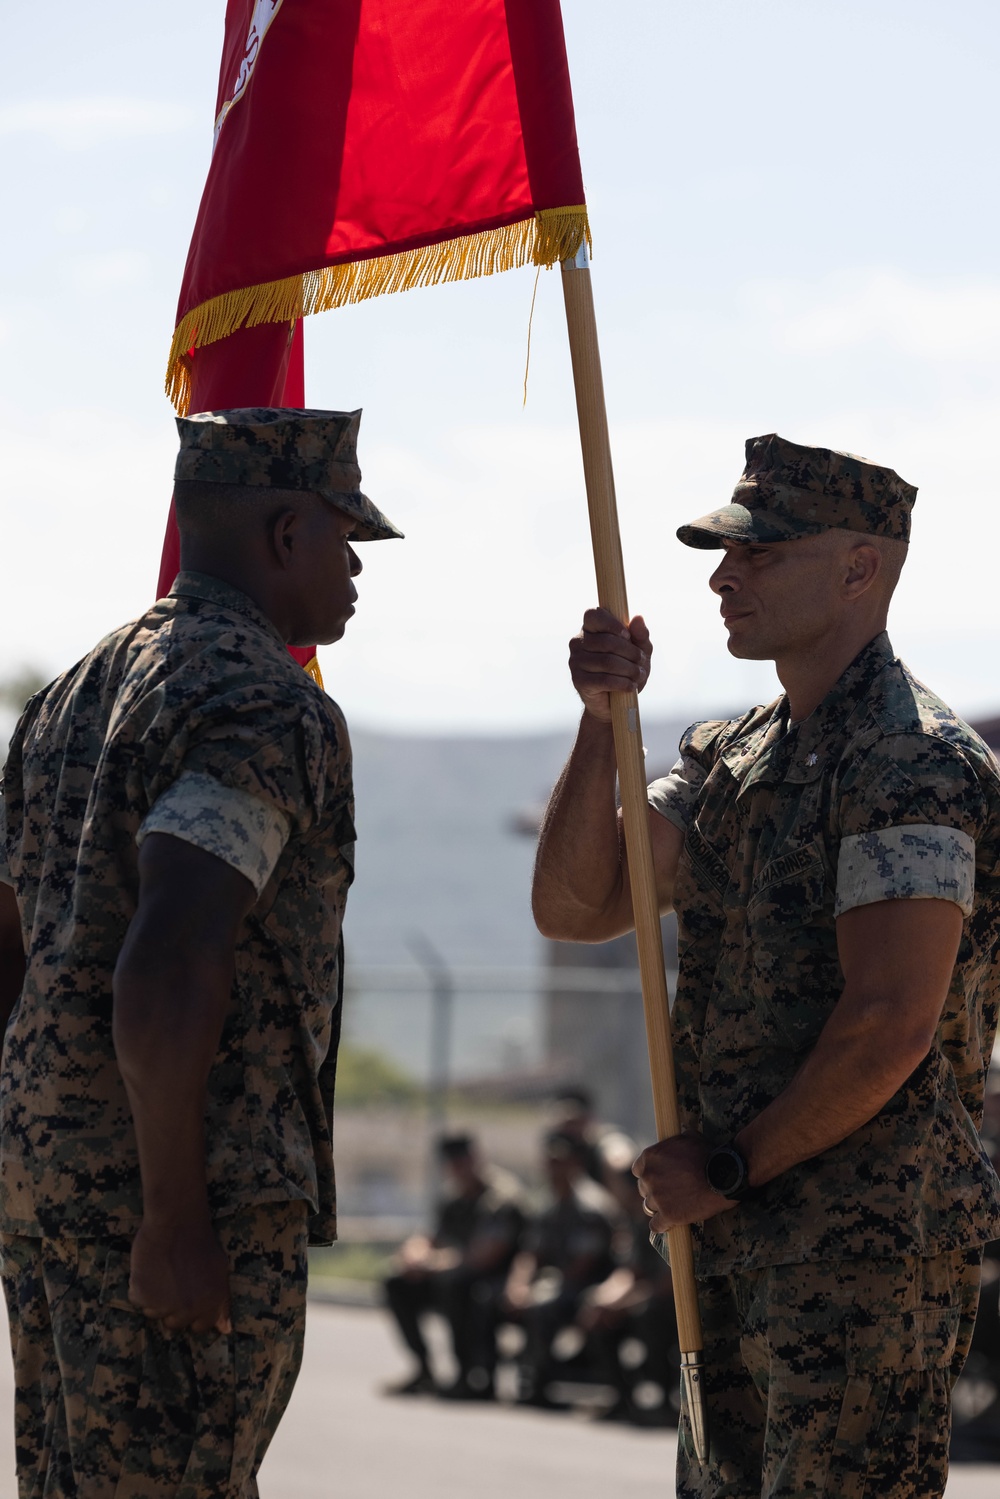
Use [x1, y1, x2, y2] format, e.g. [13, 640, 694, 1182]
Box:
[633, 1013, 927, 1236]
[532, 713, 627, 941]
[113, 928, 234, 1225]
[585, 1267, 635, 1309]
[635, 900, 960, 1236]
[423, 1247, 462, 1271]
[735, 987, 930, 1187]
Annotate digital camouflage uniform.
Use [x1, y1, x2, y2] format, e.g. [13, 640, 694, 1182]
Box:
[3, 1201, 307, 1499]
[647, 436, 1000, 1498]
[0, 408, 401, 1498]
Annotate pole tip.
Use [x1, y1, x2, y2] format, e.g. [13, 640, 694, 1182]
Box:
[681, 1353, 710, 1465]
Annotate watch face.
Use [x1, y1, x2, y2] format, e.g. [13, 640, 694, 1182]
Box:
[707, 1148, 744, 1195]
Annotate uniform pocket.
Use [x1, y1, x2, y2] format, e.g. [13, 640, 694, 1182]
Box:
[845, 1306, 962, 1376]
[824, 1307, 961, 1498]
[83, 1247, 147, 1477]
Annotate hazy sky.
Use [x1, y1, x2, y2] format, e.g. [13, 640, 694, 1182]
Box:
[3, 1, 999, 732]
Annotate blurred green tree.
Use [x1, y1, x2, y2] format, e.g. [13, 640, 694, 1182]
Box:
[334, 1044, 422, 1107]
[0, 668, 48, 715]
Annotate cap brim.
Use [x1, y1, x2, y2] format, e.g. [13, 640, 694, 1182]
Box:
[676, 503, 827, 550]
[320, 490, 404, 542]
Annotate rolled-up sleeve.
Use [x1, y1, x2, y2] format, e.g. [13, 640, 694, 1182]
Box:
[836, 824, 976, 918]
[137, 770, 290, 896]
[647, 717, 741, 833]
[835, 733, 988, 919]
[648, 754, 706, 834]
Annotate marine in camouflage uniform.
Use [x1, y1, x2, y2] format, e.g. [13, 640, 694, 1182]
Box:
[652, 437, 1000, 1495]
[535, 434, 1000, 1497]
[0, 409, 401, 1497]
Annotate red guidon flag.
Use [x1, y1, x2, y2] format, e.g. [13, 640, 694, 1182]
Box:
[165, 0, 589, 414]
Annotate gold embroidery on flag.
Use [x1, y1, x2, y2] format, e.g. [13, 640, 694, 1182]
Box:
[166, 208, 591, 413]
[214, 0, 285, 151]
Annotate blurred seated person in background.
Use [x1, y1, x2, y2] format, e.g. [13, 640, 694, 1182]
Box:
[551, 1085, 636, 1189]
[383, 1132, 525, 1400]
[501, 1129, 622, 1407]
[577, 1165, 679, 1426]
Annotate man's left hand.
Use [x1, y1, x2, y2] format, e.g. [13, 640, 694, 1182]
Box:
[632, 1133, 737, 1233]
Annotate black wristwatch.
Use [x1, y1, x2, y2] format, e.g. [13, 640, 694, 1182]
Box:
[705, 1142, 754, 1201]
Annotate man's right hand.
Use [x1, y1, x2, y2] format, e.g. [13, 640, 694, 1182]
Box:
[129, 1214, 231, 1335]
[569, 608, 652, 723]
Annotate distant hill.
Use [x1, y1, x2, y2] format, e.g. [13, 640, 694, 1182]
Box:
[346, 714, 700, 970]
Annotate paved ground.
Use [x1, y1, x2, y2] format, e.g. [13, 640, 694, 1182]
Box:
[0, 1303, 996, 1496]
[263, 1303, 680, 1499]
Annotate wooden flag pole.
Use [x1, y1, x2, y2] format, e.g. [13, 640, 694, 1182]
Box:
[559, 241, 709, 1463]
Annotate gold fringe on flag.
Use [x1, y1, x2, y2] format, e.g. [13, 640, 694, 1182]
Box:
[166, 206, 590, 413]
[303, 655, 324, 689]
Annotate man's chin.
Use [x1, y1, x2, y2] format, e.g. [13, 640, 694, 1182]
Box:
[315, 624, 348, 647]
[290, 620, 348, 649]
[725, 632, 771, 662]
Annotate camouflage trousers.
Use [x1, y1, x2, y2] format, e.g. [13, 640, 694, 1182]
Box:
[0, 1199, 308, 1499]
[677, 1249, 982, 1499]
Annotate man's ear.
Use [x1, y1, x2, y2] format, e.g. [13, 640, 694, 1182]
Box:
[268, 508, 299, 569]
[843, 543, 881, 599]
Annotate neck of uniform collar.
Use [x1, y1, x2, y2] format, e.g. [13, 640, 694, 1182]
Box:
[168, 570, 287, 650]
[785, 631, 895, 758]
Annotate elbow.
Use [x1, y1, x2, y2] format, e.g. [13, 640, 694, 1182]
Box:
[857, 1003, 937, 1091]
[532, 906, 575, 944]
[874, 1031, 935, 1106]
[884, 996, 940, 1076]
[530, 864, 629, 944]
[894, 1025, 936, 1080]
[530, 877, 571, 941]
[531, 892, 573, 942]
[531, 890, 615, 944]
[111, 924, 233, 1056]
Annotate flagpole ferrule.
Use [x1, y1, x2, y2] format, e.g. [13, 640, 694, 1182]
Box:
[681, 1351, 710, 1465]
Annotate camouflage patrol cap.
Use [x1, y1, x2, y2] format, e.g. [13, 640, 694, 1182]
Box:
[174, 408, 403, 541]
[676, 433, 916, 550]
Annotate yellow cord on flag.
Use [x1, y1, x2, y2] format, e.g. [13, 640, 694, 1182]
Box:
[167, 207, 591, 413]
[522, 265, 542, 407]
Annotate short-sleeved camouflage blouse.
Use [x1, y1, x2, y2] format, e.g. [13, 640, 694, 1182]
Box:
[0, 572, 354, 1243]
[648, 633, 1000, 1273]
